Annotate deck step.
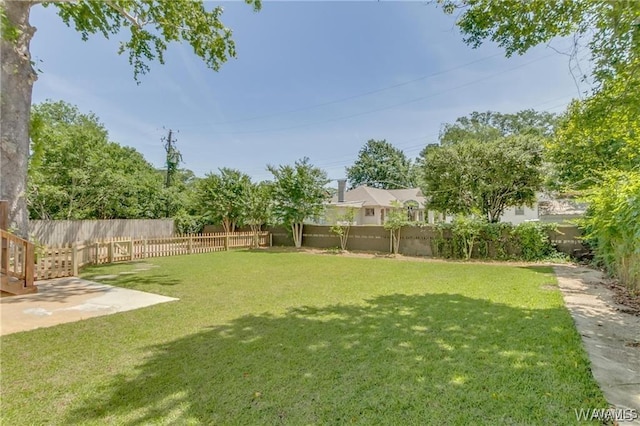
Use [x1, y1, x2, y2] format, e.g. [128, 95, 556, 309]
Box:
[0, 273, 37, 295]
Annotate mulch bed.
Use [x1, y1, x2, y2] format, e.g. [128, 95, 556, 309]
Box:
[607, 281, 640, 316]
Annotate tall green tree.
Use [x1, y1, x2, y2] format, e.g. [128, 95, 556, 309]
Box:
[0, 0, 260, 237]
[28, 100, 165, 220]
[547, 77, 640, 191]
[439, 110, 557, 146]
[245, 181, 272, 247]
[268, 158, 329, 248]
[420, 115, 545, 222]
[438, 0, 640, 287]
[195, 168, 252, 233]
[346, 139, 416, 189]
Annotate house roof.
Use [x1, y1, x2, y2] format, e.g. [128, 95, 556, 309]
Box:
[329, 185, 426, 208]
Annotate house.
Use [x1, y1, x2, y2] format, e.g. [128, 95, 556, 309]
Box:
[315, 181, 428, 226]
[315, 181, 585, 226]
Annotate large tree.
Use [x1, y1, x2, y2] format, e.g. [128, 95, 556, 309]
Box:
[546, 76, 640, 192]
[439, 110, 557, 146]
[268, 157, 329, 248]
[438, 0, 640, 287]
[0, 0, 260, 237]
[195, 168, 252, 233]
[28, 100, 165, 220]
[420, 111, 547, 222]
[346, 139, 416, 189]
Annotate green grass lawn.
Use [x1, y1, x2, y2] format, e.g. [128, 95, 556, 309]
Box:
[1, 250, 605, 424]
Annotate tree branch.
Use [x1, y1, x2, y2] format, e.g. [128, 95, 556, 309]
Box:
[104, 1, 146, 29]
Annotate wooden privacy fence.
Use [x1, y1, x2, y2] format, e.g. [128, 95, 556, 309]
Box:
[29, 219, 175, 246]
[34, 232, 271, 281]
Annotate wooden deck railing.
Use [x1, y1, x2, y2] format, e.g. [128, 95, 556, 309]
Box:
[0, 229, 37, 295]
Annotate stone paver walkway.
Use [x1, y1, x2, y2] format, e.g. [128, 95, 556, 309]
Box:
[555, 265, 640, 424]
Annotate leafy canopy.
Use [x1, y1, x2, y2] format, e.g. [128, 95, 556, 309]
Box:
[48, 0, 261, 80]
[268, 157, 329, 225]
[439, 110, 557, 146]
[420, 111, 547, 222]
[245, 181, 273, 229]
[439, 0, 639, 85]
[547, 73, 640, 191]
[28, 100, 165, 220]
[195, 168, 252, 233]
[346, 139, 416, 189]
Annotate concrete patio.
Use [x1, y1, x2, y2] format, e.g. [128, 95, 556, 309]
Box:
[0, 277, 178, 335]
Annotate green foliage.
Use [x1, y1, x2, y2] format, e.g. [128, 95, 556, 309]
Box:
[420, 125, 544, 222]
[438, 110, 557, 146]
[163, 130, 182, 190]
[438, 0, 640, 287]
[173, 210, 205, 234]
[547, 74, 640, 192]
[28, 100, 165, 219]
[49, 0, 262, 80]
[0, 6, 20, 43]
[346, 139, 416, 189]
[268, 157, 329, 248]
[245, 181, 272, 228]
[195, 168, 252, 233]
[438, 0, 639, 86]
[245, 181, 273, 247]
[581, 171, 640, 290]
[510, 222, 558, 262]
[330, 207, 356, 251]
[451, 215, 486, 260]
[432, 219, 559, 262]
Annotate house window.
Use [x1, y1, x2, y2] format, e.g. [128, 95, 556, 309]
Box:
[365, 208, 375, 217]
[515, 206, 525, 216]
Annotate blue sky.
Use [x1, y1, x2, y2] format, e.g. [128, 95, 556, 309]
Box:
[29, 1, 589, 184]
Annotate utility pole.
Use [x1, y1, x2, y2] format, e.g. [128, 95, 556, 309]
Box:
[162, 128, 182, 217]
[163, 129, 180, 188]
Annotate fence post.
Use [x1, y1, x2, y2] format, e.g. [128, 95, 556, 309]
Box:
[188, 235, 193, 254]
[269, 233, 273, 247]
[94, 242, 99, 265]
[130, 239, 134, 261]
[225, 233, 230, 251]
[72, 244, 78, 276]
[143, 238, 147, 258]
[108, 241, 114, 263]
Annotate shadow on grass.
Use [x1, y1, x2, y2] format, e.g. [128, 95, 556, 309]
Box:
[95, 274, 182, 289]
[65, 293, 603, 424]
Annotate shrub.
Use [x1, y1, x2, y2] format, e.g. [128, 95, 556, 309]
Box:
[581, 171, 640, 290]
[174, 211, 206, 234]
[432, 217, 560, 261]
[511, 221, 558, 261]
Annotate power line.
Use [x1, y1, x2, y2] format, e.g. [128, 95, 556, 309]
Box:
[176, 52, 505, 127]
[183, 92, 578, 178]
[199, 53, 557, 136]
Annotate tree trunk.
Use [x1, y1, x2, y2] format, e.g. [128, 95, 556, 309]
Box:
[1, 1, 37, 238]
[291, 222, 303, 248]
